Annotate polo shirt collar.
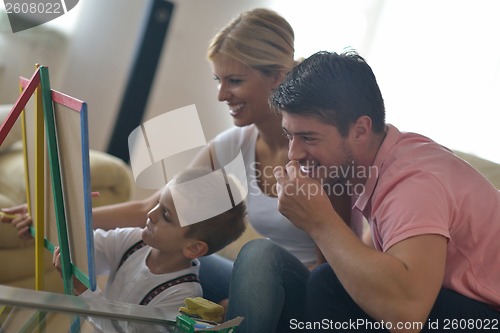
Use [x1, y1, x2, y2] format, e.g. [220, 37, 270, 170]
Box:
[354, 124, 401, 213]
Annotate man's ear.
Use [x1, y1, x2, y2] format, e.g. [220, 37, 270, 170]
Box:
[183, 240, 209, 259]
[350, 116, 372, 142]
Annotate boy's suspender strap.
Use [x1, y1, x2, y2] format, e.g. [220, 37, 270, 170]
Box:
[118, 240, 146, 269]
[140, 273, 200, 305]
[118, 240, 200, 306]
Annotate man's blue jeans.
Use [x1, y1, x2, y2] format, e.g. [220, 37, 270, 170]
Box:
[305, 263, 500, 332]
[226, 239, 310, 333]
[198, 253, 234, 303]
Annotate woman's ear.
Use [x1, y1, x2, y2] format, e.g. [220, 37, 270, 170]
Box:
[270, 71, 286, 89]
[183, 240, 209, 259]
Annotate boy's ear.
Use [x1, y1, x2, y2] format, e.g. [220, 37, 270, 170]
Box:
[183, 240, 209, 259]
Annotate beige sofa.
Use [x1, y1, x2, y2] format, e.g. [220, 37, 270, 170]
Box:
[0, 105, 134, 293]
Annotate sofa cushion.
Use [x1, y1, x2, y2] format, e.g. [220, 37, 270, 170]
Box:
[0, 142, 26, 209]
[0, 104, 21, 153]
[454, 150, 500, 189]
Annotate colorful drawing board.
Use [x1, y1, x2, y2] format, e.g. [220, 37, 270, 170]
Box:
[18, 67, 96, 293]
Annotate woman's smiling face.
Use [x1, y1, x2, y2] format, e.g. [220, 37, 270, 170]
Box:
[211, 53, 280, 127]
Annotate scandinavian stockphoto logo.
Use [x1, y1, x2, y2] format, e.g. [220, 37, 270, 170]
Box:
[128, 104, 248, 227]
[3, 0, 79, 33]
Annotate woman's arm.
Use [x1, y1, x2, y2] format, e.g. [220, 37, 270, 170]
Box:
[1, 192, 160, 237]
[92, 143, 215, 231]
[91, 191, 159, 230]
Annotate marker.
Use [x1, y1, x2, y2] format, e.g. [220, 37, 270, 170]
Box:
[0, 211, 18, 220]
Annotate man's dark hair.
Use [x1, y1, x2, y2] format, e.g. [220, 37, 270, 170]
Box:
[270, 50, 386, 136]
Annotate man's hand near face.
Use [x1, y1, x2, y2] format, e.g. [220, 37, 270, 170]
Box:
[273, 160, 339, 234]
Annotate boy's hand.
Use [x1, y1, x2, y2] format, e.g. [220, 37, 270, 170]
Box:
[52, 246, 63, 274]
[1, 204, 34, 241]
[52, 246, 88, 295]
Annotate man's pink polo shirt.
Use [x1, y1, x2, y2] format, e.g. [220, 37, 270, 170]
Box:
[354, 124, 500, 310]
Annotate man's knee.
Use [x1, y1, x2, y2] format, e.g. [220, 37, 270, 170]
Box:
[236, 239, 275, 261]
[235, 239, 292, 269]
[307, 263, 343, 296]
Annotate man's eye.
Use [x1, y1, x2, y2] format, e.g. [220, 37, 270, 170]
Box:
[302, 136, 315, 143]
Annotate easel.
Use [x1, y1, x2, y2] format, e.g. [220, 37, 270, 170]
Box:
[0, 66, 96, 296]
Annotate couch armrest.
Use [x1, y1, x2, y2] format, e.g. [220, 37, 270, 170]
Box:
[454, 150, 500, 189]
[88, 150, 134, 207]
[0, 145, 134, 249]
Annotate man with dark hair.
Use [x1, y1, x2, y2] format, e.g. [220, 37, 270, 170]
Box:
[229, 50, 500, 332]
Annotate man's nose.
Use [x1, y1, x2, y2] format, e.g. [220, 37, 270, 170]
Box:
[288, 138, 307, 161]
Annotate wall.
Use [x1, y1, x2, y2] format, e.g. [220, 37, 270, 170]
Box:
[59, 0, 273, 154]
[366, 0, 500, 165]
[0, 17, 68, 104]
[55, 0, 274, 198]
[269, 0, 500, 164]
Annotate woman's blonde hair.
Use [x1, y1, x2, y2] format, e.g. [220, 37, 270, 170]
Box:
[207, 8, 295, 76]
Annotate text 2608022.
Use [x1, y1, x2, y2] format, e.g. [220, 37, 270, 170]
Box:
[5, 2, 62, 14]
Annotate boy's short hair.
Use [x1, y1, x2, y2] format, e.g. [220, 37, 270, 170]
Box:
[170, 167, 247, 256]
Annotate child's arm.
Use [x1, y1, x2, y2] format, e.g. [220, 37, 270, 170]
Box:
[0, 204, 33, 241]
[52, 246, 88, 295]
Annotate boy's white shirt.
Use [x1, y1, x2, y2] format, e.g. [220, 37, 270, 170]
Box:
[80, 227, 201, 332]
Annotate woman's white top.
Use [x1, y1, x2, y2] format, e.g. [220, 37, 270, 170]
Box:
[213, 125, 317, 266]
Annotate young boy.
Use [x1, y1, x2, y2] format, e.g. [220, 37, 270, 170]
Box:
[53, 167, 247, 331]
